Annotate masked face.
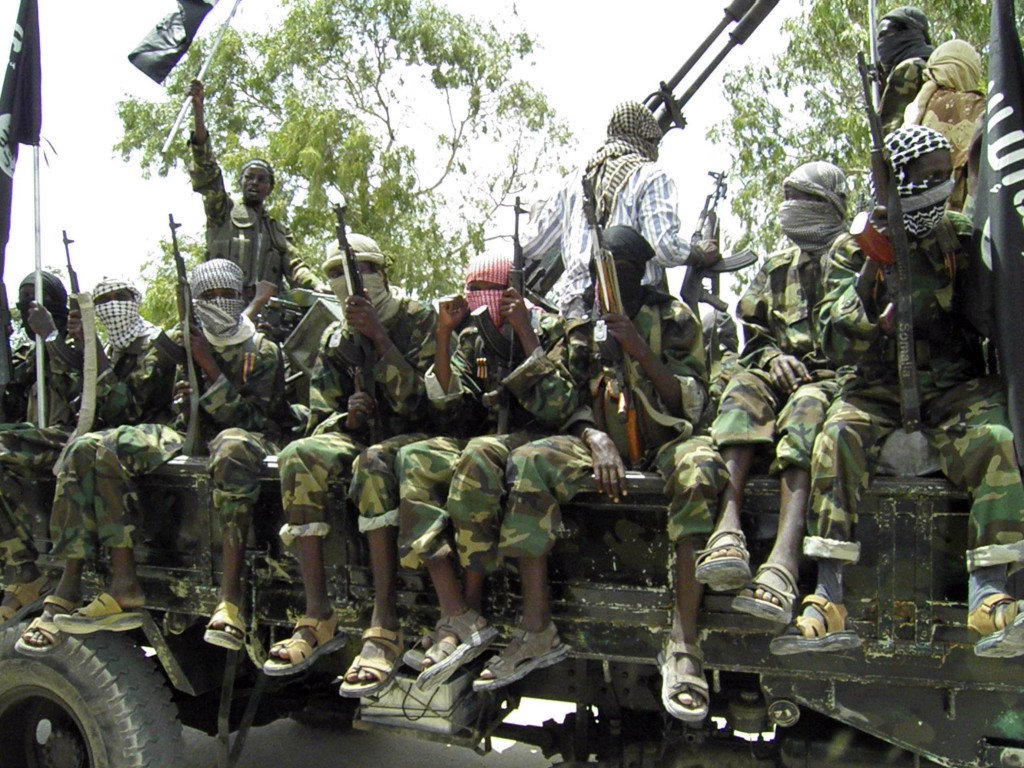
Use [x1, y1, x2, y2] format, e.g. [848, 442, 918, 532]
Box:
[466, 282, 505, 329]
[194, 294, 245, 337]
[95, 297, 145, 350]
[898, 149, 954, 237]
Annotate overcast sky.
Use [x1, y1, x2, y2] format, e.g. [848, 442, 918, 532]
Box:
[2, 0, 791, 304]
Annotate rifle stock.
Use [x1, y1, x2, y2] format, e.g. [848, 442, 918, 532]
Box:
[169, 214, 202, 456]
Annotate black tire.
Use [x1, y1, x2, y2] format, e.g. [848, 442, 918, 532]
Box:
[0, 622, 185, 768]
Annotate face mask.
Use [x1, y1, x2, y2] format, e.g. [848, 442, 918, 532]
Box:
[95, 299, 145, 350]
[329, 275, 351, 304]
[779, 200, 847, 253]
[467, 288, 505, 329]
[613, 260, 645, 318]
[900, 178, 954, 237]
[194, 297, 244, 337]
[361, 273, 390, 308]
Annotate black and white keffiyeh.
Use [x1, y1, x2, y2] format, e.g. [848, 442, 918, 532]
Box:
[884, 125, 954, 236]
[585, 101, 662, 225]
[190, 259, 253, 345]
[93, 278, 151, 351]
[779, 161, 849, 253]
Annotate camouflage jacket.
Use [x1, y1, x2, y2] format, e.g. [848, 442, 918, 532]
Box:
[189, 136, 319, 294]
[306, 294, 436, 440]
[818, 213, 986, 400]
[1, 336, 81, 429]
[425, 311, 580, 437]
[880, 57, 927, 136]
[736, 245, 833, 375]
[570, 291, 708, 464]
[176, 330, 290, 446]
[94, 327, 180, 429]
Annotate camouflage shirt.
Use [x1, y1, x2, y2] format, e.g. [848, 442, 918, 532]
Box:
[2, 336, 81, 429]
[818, 213, 985, 399]
[425, 311, 580, 437]
[736, 245, 832, 375]
[570, 291, 708, 462]
[880, 57, 927, 136]
[94, 327, 180, 428]
[189, 136, 319, 294]
[306, 294, 436, 440]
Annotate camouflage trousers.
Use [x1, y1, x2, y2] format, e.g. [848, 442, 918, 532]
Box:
[50, 424, 183, 560]
[500, 433, 728, 559]
[807, 376, 1024, 571]
[711, 369, 839, 473]
[397, 432, 535, 571]
[208, 428, 278, 549]
[0, 423, 70, 567]
[351, 433, 427, 533]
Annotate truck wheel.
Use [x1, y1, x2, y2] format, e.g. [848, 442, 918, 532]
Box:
[0, 622, 185, 768]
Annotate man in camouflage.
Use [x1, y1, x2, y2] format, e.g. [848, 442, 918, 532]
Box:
[697, 162, 849, 625]
[877, 7, 934, 135]
[0, 273, 78, 624]
[391, 250, 581, 693]
[265, 234, 436, 680]
[483, 226, 728, 725]
[772, 126, 1024, 659]
[188, 79, 319, 319]
[15, 277, 180, 652]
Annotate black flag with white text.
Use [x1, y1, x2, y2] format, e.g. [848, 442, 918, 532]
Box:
[128, 0, 218, 85]
[972, 0, 1024, 469]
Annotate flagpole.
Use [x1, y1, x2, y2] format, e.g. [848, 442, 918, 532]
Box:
[159, 0, 244, 155]
[32, 145, 46, 427]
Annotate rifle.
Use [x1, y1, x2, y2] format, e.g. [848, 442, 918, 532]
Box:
[169, 214, 202, 457]
[855, 51, 929, 474]
[679, 171, 758, 316]
[61, 231, 99, 453]
[330, 194, 383, 444]
[582, 177, 644, 468]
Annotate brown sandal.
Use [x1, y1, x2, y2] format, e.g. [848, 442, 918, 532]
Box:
[262, 614, 345, 676]
[770, 594, 862, 655]
[337, 626, 404, 698]
[0, 573, 52, 623]
[15, 595, 77, 656]
[970, 594, 1024, 658]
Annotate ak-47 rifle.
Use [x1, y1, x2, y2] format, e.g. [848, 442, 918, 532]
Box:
[330, 195, 383, 445]
[855, 51, 928, 474]
[582, 177, 644, 468]
[169, 214, 202, 457]
[63, 231, 100, 444]
[680, 171, 757, 316]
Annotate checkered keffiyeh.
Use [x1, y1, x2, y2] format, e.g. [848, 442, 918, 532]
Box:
[191, 258, 244, 297]
[585, 102, 663, 225]
[884, 124, 952, 195]
[93, 278, 149, 350]
[465, 252, 511, 330]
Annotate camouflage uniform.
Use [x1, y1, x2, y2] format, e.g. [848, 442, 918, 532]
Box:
[0, 337, 81, 568]
[806, 217, 1024, 570]
[189, 136, 319, 295]
[46, 327, 186, 559]
[278, 296, 436, 541]
[711, 245, 840, 474]
[398, 313, 581, 571]
[501, 293, 729, 558]
[880, 58, 927, 136]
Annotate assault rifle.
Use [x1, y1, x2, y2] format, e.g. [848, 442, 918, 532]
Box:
[582, 177, 644, 467]
[855, 52, 929, 475]
[61, 230, 99, 445]
[170, 214, 201, 457]
[331, 195, 382, 444]
[680, 171, 757, 316]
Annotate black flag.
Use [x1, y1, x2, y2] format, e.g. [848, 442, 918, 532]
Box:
[128, 0, 218, 85]
[972, 0, 1024, 469]
[0, 0, 42, 265]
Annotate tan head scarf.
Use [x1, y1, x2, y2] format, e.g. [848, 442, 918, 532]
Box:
[905, 40, 982, 126]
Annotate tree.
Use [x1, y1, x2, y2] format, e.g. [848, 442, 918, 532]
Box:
[115, 0, 572, 303]
[712, 0, 1001, 258]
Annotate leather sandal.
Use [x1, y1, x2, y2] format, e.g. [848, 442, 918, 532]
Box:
[694, 529, 751, 591]
[658, 639, 709, 722]
[53, 592, 144, 635]
[769, 594, 862, 655]
[413, 609, 497, 691]
[15, 595, 77, 656]
[203, 601, 246, 651]
[338, 626, 404, 698]
[970, 594, 1024, 658]
[0, 573, 52, 624]
[732, 563, 798, 624]
[262, 614, 345, 676]
[473, 623, 569, 692]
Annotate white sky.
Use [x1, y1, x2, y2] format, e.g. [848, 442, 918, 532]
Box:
[3, 0, 791, 305]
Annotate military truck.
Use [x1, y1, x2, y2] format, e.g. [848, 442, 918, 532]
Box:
[2, 444, 1023, 768]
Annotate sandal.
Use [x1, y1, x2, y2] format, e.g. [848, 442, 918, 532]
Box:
[658, 639, 709, 722]
[262, 614, 345, 677]
[769, 594, 862, 655]
[402, 629, 437, 673]
[337, 626, 404, 698]
[0, 573, 52, 624]
[732, 563, 797, 624]
[15, 595, 77, 656]
[412, 609, 497, 691]
[970, 594, 1024, 658]
[54, 592, 144, 635]
[204, 601, 246, 651]
[695, 529, 751, 591]
[473, 623, 569, 692]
